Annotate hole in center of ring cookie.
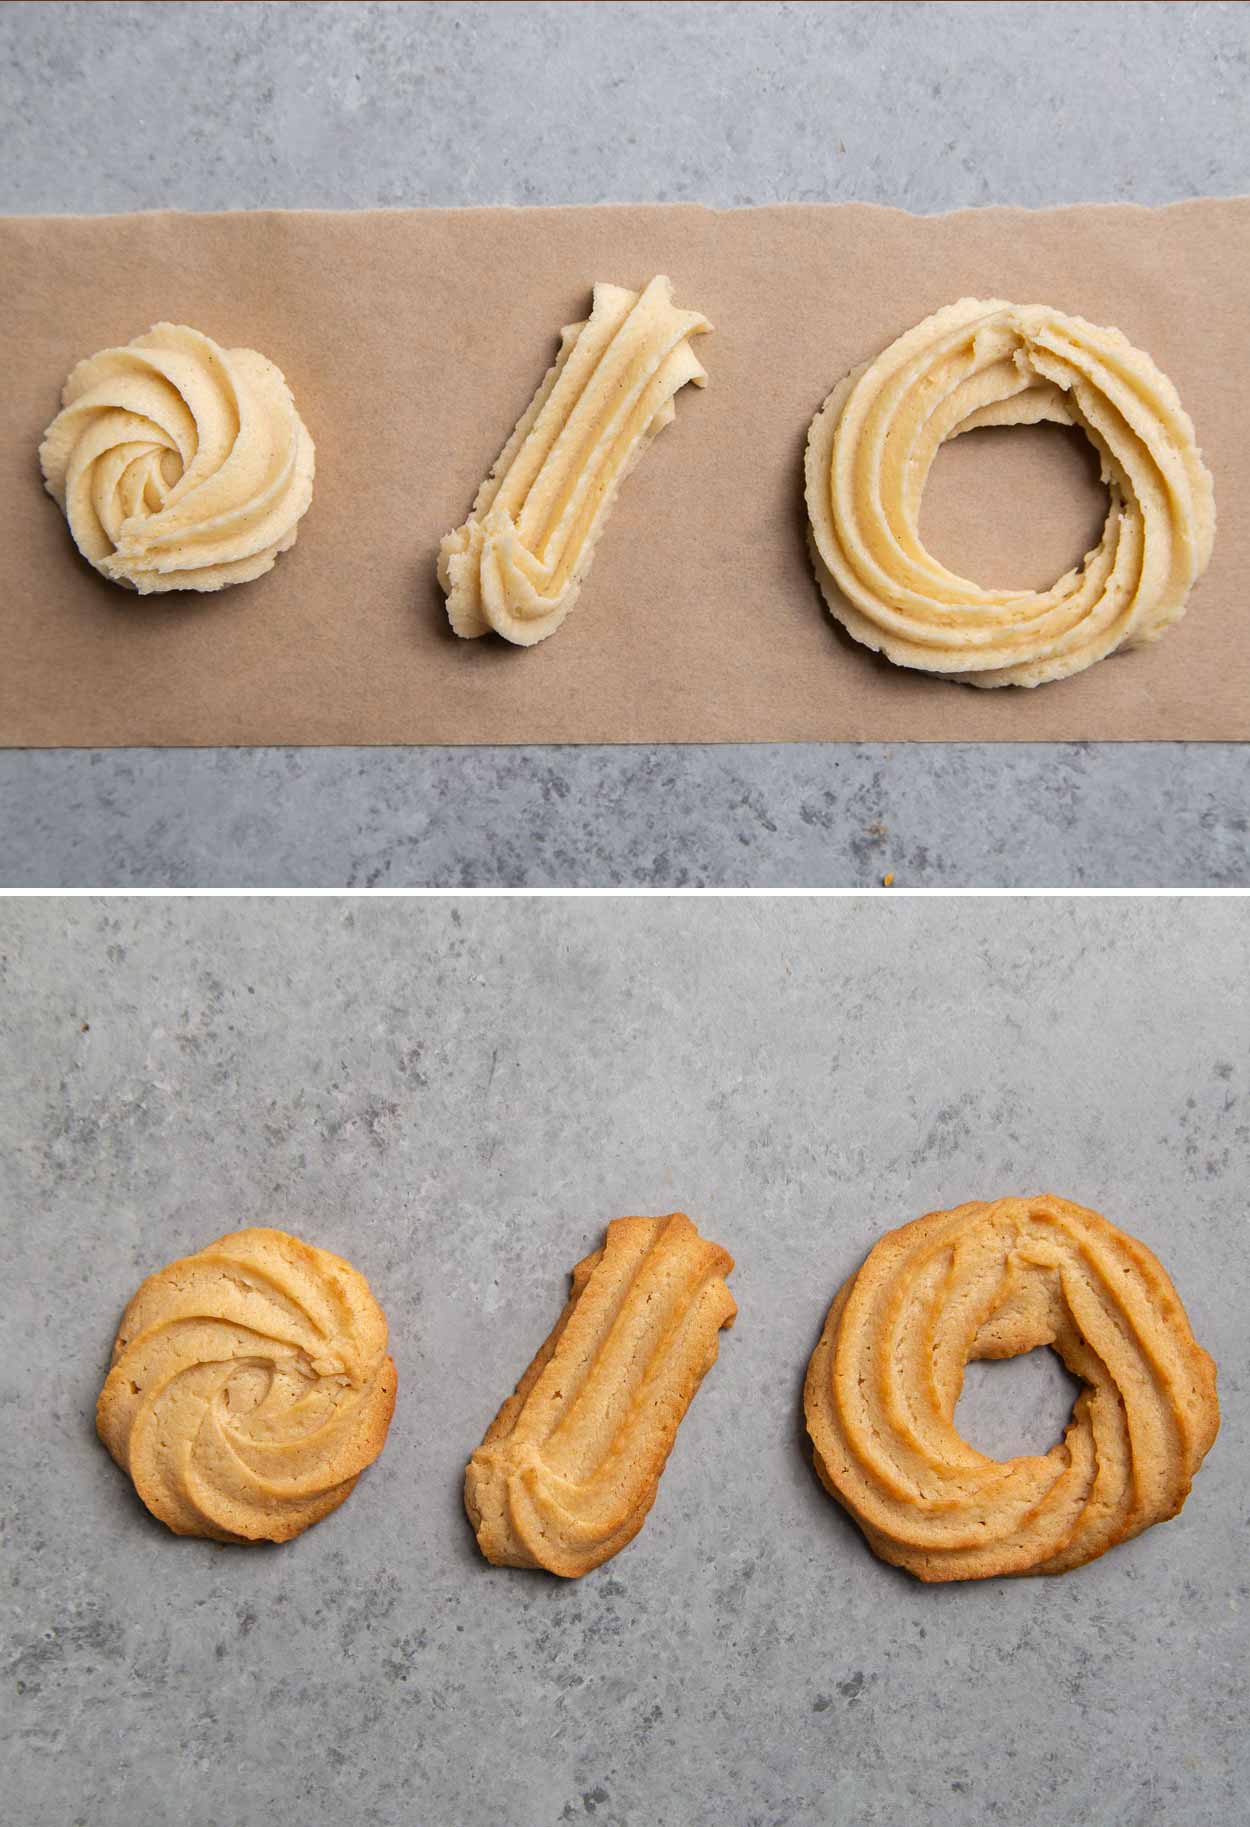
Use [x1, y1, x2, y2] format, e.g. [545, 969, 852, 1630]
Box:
[955, 1347, 1082, 1461]
[919, 423, 1110, 593]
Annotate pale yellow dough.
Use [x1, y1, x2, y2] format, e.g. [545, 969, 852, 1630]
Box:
[804, 299, 1215, 687]
[40, 322, 315, 593]
[439, 275, 710, 646]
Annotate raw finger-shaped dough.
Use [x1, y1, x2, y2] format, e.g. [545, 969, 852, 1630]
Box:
[439, 276, 710, 646]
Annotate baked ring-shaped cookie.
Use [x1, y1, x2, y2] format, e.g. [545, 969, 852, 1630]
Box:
[97, 1227, 396, 1542]
[465, 1213, 736, 1576]
[40, 322, 315, 592]
[804, 1196, 1218, 1580]
[805, 299, 1215, 687]
[439, 276, 710, 645]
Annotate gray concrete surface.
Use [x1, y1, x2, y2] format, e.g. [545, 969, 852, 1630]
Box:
[1, 0, 1248, 887]
[4, 743, 1250, 887]
[2, 896, 1246, 1826]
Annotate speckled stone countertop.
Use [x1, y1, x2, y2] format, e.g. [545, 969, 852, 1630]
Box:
[2, 1, 1248, 886]
[2, 897, 1245, 1825]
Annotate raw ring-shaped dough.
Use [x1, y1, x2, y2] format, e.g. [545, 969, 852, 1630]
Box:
[803, 1196, 1219, 1581]
[804, 299, 1215, 687]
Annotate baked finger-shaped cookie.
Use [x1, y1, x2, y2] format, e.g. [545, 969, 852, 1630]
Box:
[439, 275, 710, 646]
[40, 322, 315, 592]
[97, 1227, 396, 1541]
[465, 1213, 736, 1576]
[804, 1195, 1218, 1580]
[805, 300, 1215, 687]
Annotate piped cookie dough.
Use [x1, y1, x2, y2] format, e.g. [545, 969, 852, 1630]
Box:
[803, 1195, 1219, 1581]
[804, 299, 1215, 687]
[439, 275, 710, 646]
[464, 1213, 736, 1576]
[40, 322, 314, 593]
[97, 1227, 396, 1542]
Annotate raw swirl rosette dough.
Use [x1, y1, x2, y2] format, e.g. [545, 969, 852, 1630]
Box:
[465, 1214, 736, 1576]
[805, 299, 1215, 687]
[804, 1196, 1219, 1581]
[439, 275, 710, 646]
[40, 322, 315, 593]
[97, 1228, 396, 1542]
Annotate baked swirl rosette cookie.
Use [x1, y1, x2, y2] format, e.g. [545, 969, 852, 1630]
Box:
[40, 322, 315, 592]
[804, 1196, 1219, 1580]
[465, 1213, 736, 1576]
[805, 300, 1215, 686]
[97, 1227, 396, 1542]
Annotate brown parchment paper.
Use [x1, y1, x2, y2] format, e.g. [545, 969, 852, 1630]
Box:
[2, 199, 1247, 747]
